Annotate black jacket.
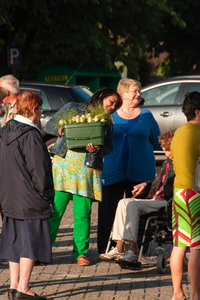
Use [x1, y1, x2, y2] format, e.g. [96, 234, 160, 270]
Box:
[145, 158, 174, 200]
[0, 119, 54, 220]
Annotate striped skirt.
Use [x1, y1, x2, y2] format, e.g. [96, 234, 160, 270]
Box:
[172, 187, 200, 249]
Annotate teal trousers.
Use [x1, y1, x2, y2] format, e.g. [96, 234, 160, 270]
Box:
[48, 190, 92, 261]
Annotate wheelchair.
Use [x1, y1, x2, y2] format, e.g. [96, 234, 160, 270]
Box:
[136, 198, 173, 273]
[105, 198, 175, 274]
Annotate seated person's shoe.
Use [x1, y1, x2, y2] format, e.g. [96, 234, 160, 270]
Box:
[8, 288, 16, 300]
[118, 250, 138, 264]
[14, 291, 46, 299]
[99, 247, 124, 261]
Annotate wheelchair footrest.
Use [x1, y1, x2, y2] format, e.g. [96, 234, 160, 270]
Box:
[119, 261, 141, 268]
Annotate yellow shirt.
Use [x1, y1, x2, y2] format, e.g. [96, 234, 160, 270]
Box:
[171, 123, 200, 189]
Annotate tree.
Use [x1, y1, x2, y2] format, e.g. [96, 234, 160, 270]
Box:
[0, 0, 184, 84]
[149, 0, 200, 78]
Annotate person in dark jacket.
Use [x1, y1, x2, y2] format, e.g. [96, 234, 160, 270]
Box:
[45, 88, 122, 266]
[99, 130, 175, 264]
[0, 91, 54, 300]
[0, 87, 6, 219]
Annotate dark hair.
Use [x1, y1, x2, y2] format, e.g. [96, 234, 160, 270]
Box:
[138, 97, 145, 106]
[182, 91, 200, 121]
[158, 129, 175, 151]
[89, 88, 122, 111]
[16, 91, 43, 118]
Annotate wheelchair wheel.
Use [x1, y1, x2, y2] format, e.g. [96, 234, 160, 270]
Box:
[157, 252, 167, 274]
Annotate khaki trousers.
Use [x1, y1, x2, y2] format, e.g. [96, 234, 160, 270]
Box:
[112, 198, 167, 243]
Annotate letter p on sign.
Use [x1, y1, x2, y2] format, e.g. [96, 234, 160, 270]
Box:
[8, 45, 22, 68]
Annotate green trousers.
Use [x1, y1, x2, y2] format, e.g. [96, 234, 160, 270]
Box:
[48, 190, 92, 261]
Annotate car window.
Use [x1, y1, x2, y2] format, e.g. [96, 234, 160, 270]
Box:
[34, 90, 50, 110]
[188, 82, 200, 93]
[66, 87, 93, 103]
[142, 83, 181, 106]
[19, 88, 50, 110]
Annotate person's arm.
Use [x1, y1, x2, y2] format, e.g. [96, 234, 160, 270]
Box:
[92, 122, 114, 157]
[149, 112, 161, 150]
[23, 130, 54, 204]
[163, 162, 175, 200]
[132, 182, 148, 197]
[45, 103, 74, 136]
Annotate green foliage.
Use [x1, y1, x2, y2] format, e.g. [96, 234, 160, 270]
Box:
[58, 102, 110, 125]
[0, 0, 185, 84]
[148, 0, 200, 78]
[157, 54, 171, 79]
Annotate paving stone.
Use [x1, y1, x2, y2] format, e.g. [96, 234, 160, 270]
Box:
[0, 201, 192, 300]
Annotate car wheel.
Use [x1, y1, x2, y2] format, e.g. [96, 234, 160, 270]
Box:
[45, 137, 57, 152]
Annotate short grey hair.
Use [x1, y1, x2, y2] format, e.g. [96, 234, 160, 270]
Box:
[117, 78, 141, 96]
[0, 74, 19, 95]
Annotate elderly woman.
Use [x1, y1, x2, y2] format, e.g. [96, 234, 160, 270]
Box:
[45, 88, 122, 266]
[0, 87, 6, 219]
[0, 91, 54, 300]
[170, 91, 200, 300]
[98, 78, 160, 254]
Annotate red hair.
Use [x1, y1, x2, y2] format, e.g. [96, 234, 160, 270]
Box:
[16, 91, 43, 118]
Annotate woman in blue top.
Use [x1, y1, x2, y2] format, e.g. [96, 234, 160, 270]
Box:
[98, 78, 161, 254]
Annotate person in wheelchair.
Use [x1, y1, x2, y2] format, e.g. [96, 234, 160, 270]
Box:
[99, 130, 175, 263]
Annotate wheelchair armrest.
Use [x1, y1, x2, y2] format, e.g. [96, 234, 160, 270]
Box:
[165, 197, 172, 210]
[164, 197, 173, 218]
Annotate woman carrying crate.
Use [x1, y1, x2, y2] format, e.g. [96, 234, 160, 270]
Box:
[45, 88, 122, 266]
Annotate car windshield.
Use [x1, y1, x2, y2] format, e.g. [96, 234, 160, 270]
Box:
[67, 87, 93, 103]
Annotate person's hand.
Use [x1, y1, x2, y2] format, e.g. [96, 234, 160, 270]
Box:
[58, 126, 63, 136]
[132, 182, 147, 197]
[155, 186, 164, 198]
[86, 143, 99, 153]
[153, 195, 164, 201]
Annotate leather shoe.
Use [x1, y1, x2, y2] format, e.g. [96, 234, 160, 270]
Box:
[8, 288, 16, 300]
[14, 291, 46, 300]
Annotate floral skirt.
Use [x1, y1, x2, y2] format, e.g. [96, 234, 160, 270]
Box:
[172, 187, 200, 249]
[53, 151, 102, 201]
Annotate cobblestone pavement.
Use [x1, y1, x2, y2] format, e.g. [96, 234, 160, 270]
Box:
[0, 201, 191, 300]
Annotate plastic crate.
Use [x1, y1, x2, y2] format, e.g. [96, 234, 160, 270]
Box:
[62, 122, 104, 148]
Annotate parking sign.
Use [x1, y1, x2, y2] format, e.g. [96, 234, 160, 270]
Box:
[8, 45, 22, 68]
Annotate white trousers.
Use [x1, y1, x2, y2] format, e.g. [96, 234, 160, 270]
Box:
[112, 198, 167, 243]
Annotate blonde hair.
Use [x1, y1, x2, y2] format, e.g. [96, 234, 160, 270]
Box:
[117, 78, 141, 96]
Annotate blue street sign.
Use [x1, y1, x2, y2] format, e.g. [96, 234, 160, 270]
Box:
[8, 45, 22, 68]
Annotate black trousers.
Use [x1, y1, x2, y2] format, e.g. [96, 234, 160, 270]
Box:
[97, 180, 148, 254]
